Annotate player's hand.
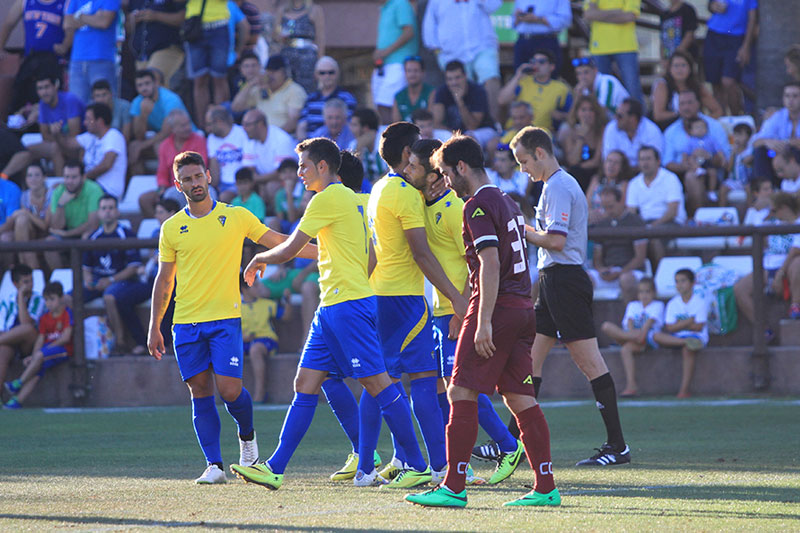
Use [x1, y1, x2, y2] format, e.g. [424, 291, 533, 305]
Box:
[448, 314, 461, 341]
[243, 257, 266, 286]
[452, 294, 468, 322]
[474, 322, 495, 359]
[147, 328, 165, 360]
[429, 176, 448, 197]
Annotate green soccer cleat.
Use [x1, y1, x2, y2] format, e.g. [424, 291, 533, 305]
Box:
[488, 440, 524, 485]
[405, 485, 467, 508]
[503, 488, 561, 507]
[230, 462, 283, 490]
[382, 466, 432, 489]
[465, 464, 486, 485]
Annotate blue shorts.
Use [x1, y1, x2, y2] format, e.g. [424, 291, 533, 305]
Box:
[703, 30, 744, 83]
[433, 314, 457, 378]
[173, 318, 244, 381]
[299, 296, 386, 379]
[376, 295, 437, 378]
[243, 337, 278, 354]
[37, 343, 70, 378]
[185, 23, 229, 79]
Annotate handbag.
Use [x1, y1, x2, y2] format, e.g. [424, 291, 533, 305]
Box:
[181, 0, 208, 43]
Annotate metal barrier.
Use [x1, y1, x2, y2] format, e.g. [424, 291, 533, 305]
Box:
[2, 223, 799, 401]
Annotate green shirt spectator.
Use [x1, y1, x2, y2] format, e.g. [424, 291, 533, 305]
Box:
[50, 179, 103, 230]
[231, 192, 266, 221]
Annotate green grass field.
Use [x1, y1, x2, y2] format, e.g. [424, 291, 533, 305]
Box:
[2, 398, 799, 532]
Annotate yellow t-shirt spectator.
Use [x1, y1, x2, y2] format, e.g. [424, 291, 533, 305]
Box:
[585, 0, 640, 55]
[186, 0, 229, 23]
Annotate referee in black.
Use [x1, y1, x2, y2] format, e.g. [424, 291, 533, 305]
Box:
[510, 126, 630, 466]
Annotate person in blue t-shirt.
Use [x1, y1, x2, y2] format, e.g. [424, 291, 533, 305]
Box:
[64, 0, 120, 105]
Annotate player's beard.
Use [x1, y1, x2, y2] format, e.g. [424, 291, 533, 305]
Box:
[188, 186, 208, 202]
[450, 168, 469, 197]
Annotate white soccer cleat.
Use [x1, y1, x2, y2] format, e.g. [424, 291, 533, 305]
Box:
[195, 464, 227, 484]
[238, 432, 259, 467]
[431, 467, 447, 484]
[353, 468, 387, 487]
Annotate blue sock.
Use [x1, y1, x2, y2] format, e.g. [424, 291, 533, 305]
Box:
[191, 396, 222, 465]
[390, 382, 409, 465]
[437, 391, 450, 428]
[410, 376, 446, 471]
[321, 378, 360, 452]
[357, 389, 382, 473]
[224, 387, 254, 438]
[376, 385, 427, 472]
[478, 394, 518, 453]
[267, 392, 318, 474]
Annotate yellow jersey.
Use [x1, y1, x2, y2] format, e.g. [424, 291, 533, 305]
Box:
[424, 190, 467, 317]
[585, 0, 640, 55]
[186, 0, 230, 23]
[513, 77, 572, 132]
[159, 202, 268, 324]
[296, 183, 373, 307]
[368, 173, 426, 296]
[241, 298, 279, 341]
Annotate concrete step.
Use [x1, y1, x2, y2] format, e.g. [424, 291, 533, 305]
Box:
[778, 319, 800, 346]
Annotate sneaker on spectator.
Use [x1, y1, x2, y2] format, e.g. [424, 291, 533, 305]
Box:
[789, 303, 800, 320]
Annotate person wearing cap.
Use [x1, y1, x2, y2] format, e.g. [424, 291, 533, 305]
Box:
[572, 56, 629, 118]
[248, 55, 308, 135]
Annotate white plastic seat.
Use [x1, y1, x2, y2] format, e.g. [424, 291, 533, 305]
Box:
[674, 207, 740, 251]
[712, 255, 753, 280]
[45, 176, 63, 191]
[0, 271, 14, 303]
[654, 257, 703, 299]
[21, 133, 43, 147]
[118, 175, 157, 213]
[49, 268, 75, 294]
[136, 218, 160, 240]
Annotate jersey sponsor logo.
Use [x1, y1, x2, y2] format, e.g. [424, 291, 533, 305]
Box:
[471, 207, 485, 218]
[179, 225, 189, 234]
[229, 356, 240, 367]
[523, 375, 533, 384]
[218, 215, 227, 227]
[561, 212, 569, 222]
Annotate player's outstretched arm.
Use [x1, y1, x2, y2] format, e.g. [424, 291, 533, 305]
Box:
[245, 229, 313, 286]
[475, 247, 500, 358]
[258, 229, 318, 260]
[148, 261, 177, 360]
[405, 227, 468, 318]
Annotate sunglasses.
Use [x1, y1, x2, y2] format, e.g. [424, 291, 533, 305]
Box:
[316, 70, 336, 76]
[531, 58, 550, 65]
[572, 57, 594, 67]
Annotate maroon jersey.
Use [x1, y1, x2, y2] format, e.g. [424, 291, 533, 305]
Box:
[462, 185, 532, 308]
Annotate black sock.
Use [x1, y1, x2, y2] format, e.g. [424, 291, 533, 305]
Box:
[239, 430, 254, 441]
[590, 372, 625, 450]
[533, 377, 542, 398]
[212, 462, 224, 471]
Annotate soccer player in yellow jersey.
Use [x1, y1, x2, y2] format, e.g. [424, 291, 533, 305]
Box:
[405, 139, 525, 486]
[367, 122, 469, 487]
[147, 151, 316, 485]
[230, 138, 430, 490]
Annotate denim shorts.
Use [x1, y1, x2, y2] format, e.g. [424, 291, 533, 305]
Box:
[185, 24, 230, 79]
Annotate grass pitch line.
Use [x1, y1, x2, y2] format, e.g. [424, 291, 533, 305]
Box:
[561, 484, 683, 496]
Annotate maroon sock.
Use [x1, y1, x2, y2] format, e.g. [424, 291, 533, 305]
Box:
[442, 400, 478, 493]
[516, 404, 556, 494]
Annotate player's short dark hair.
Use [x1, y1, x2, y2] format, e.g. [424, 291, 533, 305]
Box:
[43, 281, 64, 298]
[278, 158, 299, 173]
[99, 194, 118, 207]
[510, 126, 554, 156]
[296, 137, 342, 174]
[410, 139, 443, 175]
[86, 102, 112, 126]
[338, 150, 364, 192]
[157, 198, 180, 214]
[10, 264, 33, 283]
[435, 134, 484, 171]
[622, 97, 644, 119]
[173, 151, 206, 180]
[63, 159, 84, 175]
[531, 48, 555, 64]
[784, 81, 800, 92]
[733, 122, 753, 136]
[135, 69, 156, 81]
[444, 60, 466, 74]
[235, 167, 255, 183]
[352, 108, 379, 132]
[380, 122, 420, 168]
[638, 145, 661, 161]
[599, 185, 622, 202]
[91, 79, 112, 93]
[239, 50, 259, 64]
[772, 191, 799, 213]
[638, 277, 656, 292]
[26, 162, 46, 175]
[411, 108, 433, 123]
[35, 72, 58, 85]
[675, 268, 695, 283]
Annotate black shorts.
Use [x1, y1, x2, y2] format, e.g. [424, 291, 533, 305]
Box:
[535, 264, 596, 342]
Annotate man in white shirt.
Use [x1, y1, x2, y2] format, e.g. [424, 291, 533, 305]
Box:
[602, 98, 664, 170]
[69, 103, 127, 199]
[772, 146, 800, 194]
[626, 146, 687, 270]
[573, 57, 628, 116]
[205, 105, 248, 202]
[241, 109, 297, 200]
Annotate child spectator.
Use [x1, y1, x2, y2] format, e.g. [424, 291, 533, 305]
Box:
[720, 122, 754, 207]
[240, 279, 291, 404]
[600, 277, 664, 397]
[0, 264, 45, 388]
[231, 167, 266, 221]
[3, 282, 72, 409]
[685, 116, 724, 202]
[653, 268, 708, 398]
[271, 159, 303, 233]
[742, 179, 773, 226]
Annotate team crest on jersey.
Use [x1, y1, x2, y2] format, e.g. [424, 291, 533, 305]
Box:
[435, 212, 442, 224]
[179, 225, 189, 234]
[218, 215, 227, 227]
[471, 207, 485, 218]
